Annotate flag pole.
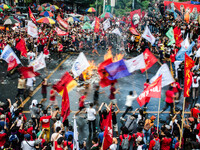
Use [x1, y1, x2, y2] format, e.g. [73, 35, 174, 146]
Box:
[179, 97, 186, 149]
[157, 98, 161, 133]
[145, 70, 148, 79]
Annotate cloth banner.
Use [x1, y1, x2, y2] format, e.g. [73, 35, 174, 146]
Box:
[28, 21, 38, 38]
[142, 26, 155, 45]
[103, 19, 111, 31]
[29, 52, 46, 71]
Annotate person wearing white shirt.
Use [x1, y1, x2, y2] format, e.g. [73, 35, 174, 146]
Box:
[86, 103, 96, 134]
[109, 138, 118, 150]
[120, 91, 137, 120]
[26, 77, 36, 96]
[192, 73, 200, 106]
[21, 134, 35, 150]
[27, 50, 36, 63]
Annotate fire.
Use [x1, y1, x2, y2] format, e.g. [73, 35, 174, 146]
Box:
[82, 60, 98, 80]
[104, 49, 124, 62]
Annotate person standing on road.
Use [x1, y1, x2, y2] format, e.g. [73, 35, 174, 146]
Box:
[75, 92, 88, 116]
[86, 103, 96, 135]
[16, 75, 26, 99]
[109, 83, 120, 104]
[120, 91, 137, 120]
[143, 79, 151, 109]
[47, 86, 59, 109]
[26, 77, 36, 97]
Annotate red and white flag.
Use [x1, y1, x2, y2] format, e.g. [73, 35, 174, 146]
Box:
[130, 9, 141, 27]
[129, 27, 139, 35]
[137, 75, 162, 107]
[103, 105, 113, 150]
[55, 27, 68, 36]
[140, 49, 158, 73]
[142, 26, 155, 45]
[28, 7, 36, 24]
[18, 66, 40, 78]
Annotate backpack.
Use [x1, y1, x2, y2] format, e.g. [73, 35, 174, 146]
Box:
[143, 120, 151, 131]
[121, 135, 129, 150]
[67, 142, 73, 150]
[152, 139, 160, 150]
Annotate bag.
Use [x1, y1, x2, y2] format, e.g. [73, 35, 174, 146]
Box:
[121, 135, 129, 150]
[143, 120, 151, 131]
[152, 139, 160, 150]
[67, 141, 73, 150]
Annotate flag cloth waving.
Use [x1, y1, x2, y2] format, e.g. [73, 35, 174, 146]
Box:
[184, 53, 195, 97]
[1, 45, 21, 71]
[103, 105, 113, 150]
[150, 64, 174, 87]
[18, 66, 40, 78]
[137, 75, 162, 107]
[142, 26, 155, 45]
[16, 39, 27, 58]
[61, 87, 70, 122]
[94, 17, 100, 33]
[173, 26, 183, 47]
[29, 52, 46, 71]
[166, 27, 175, 46]
[130, 9, 141, 27]
[72, 52, 90, 77]
[181, 34, 190, 49]
[29, 7, 36, 24]
[140, 49, 158, 73]
[73, 118, 79, 150]
[124, 53, 146, 73]
[103, 19, 110, 31]
[129, 27, 139, 35]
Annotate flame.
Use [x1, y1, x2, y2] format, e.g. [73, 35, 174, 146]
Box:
[104, 49, 124, 62]
[82, 60, 98, 80]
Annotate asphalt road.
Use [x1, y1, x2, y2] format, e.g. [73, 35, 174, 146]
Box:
[0, 48, 194, 147]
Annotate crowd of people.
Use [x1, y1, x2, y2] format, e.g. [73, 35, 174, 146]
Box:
[1, 1, 200, 150]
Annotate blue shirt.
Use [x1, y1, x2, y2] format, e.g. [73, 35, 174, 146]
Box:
[98, 132, 104, 144]
[65, 131, 74, 141]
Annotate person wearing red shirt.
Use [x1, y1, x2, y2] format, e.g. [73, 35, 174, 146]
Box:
[0, 126, 7, 148]
[172, 79, 182, 102]
[149, 133, 160, 150]
[75, 92, 88, 116]
[119, 128, 131, 150]
[161, 86, 175, 115]
[191, 103, 200, 119]
[109, 83, 120, 104]
[170, 51, 176, 72]
[39, 109, 52, 142]
[160, 131, 172, 150]
[47, 87, 58, 109]
[143, 79, 151, 109]
[55, 137, 66, 150]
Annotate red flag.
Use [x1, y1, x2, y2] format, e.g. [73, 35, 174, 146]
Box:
[18, 66, 40, 78]
[140, 49, 158, 73]
[61, 87, 70, 122]
[7, 58, 18, 71]
[98, 58, 117, 88]
[55, 27, 68, 36]
[173, 26, 183, 47]
[184, 53, 195, 97]
[137, 75, 162, 107]
[197, 35, 200, 49]
[94, 17, 100, 33]
[15, 39, 27, 57]
[56, 14, 69, 29]
[129, 27, 139, 35]
[29, 7, 36, 24]
[130, 9, 141, 27]
[103, 105, 113, 150]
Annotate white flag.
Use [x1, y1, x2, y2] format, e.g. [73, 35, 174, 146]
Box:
[112, 28, 122, 36]
[91, 20, 95, 28]
[174, 61, 182, 78]
[124, 53, 146, 73]
[72, 52, 90, 77]
[150, 64, 174, 87]
[29, 52, 46, 71]
[142, 26, 155, 45]
[195, 48, 200, 57]
[73, 118, 79, 150]
[103, 19, 110, 31]
[27, 21, 38, 38]
[181, 34, 190, 49]
[1, 45, 21, 64]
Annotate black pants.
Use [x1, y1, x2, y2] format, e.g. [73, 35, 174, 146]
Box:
[88, 119, 96, 133]
[122, 106, 132, 118]
[162, 102, 174, 114]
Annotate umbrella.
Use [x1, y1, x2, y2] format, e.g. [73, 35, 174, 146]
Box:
[69, 13, 83, 18]
[4, 18, 20, 25]
[37, 17, 56, 24]
[82, 22, 92, 30]
[0, 8, 3, 12]
[39, 11, 54, 17]
[0, 4, 11, 9]
[100, 12, 113, 18]
[86, 7, 96, 13]
[46, 5, 59, 11]
[80, 16, 90, 21]
[37, 5, 45, 11]
[66, 17, 80, 23]
[41, 3, 51, 7]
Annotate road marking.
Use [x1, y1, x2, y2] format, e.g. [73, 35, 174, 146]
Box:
[19, 55, 71, 108]
[22, 110, 191, 114]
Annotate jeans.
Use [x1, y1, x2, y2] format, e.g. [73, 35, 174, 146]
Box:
[122, 106, 133, 118]
[88, 119, 96, 133]
[143, 129, 150, 144]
